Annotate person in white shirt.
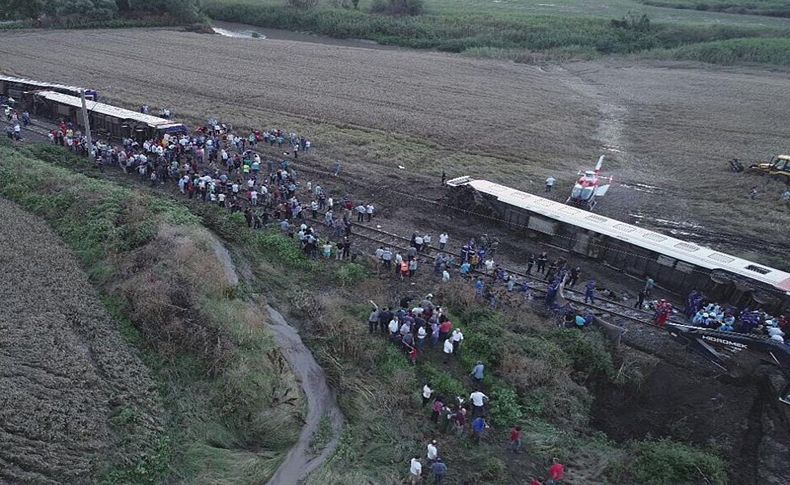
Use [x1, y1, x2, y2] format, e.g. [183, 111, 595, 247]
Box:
[545, 176, 556, 192]
[388, 318, 399, 337]
[414, 235, 424, 252]
[442, 270, 450, 283]
[451, 329, 464, 353]
[442, 338, 453, 363]
[439, 233, 449, 250]
[422, 383, 433, 407]
[470, 390, 489, 416]
[426, 440, 438, 462]
[484, 258, 495, 274]
[423, 234, 432, 249]
[409, 457, 422, 485]
[365, 203, 374, 222]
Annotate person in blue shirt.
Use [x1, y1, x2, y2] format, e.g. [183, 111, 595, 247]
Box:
[584, 280, 596, 304]
[472, 416, 487, 444]
[471, 362, 485, 382]
[431, 458, 448, 484]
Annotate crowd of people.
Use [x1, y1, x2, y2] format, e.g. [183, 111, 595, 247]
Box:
[365, 295, 567, 484]
[685, 290, 788, 343]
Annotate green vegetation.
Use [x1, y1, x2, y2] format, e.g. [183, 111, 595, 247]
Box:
[203, 0, 790, 65]
[0, 0, 203, 25]
[0, 143, 302, 483]
[640, 0, 790, 18]
[609, 438, 728, 484]
[660, 36, 790, 64]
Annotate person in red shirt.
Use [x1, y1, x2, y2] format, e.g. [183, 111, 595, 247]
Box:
[438, 318, 453, 341]
[508, 426, 522, 453]
[547, 457, 564, 484]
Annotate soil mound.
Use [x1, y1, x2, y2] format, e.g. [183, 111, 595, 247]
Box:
[0, 198, 164, 483]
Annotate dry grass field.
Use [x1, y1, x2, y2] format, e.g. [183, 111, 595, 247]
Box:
[0, 28, 788, 264]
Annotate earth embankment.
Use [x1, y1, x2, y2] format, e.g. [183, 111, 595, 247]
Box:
[0, 197, 164, 483]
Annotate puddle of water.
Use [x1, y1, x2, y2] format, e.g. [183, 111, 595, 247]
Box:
[212, 27, 265, 39]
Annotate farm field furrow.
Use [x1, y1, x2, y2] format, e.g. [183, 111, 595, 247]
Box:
[0, 197, 163, 484]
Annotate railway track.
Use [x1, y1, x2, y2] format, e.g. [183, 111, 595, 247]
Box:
[346, 221, 676, 334]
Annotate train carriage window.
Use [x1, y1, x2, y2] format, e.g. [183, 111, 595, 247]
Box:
[642, 233, 667, 242]
[613, 223, 637, 232]
[674, 242, 700, 252]
[708, 253, 735, 264]
[745, 265, 771, 275]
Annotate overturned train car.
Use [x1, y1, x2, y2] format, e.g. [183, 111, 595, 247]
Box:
[447, 177, 790, 313]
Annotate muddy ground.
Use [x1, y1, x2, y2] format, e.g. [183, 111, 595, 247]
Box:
[0, 197, 164, 483]
[0, 28, 788, 266]
[593, 352, 790, 485]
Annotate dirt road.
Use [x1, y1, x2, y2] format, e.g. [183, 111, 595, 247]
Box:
[0, 197, 163, 483]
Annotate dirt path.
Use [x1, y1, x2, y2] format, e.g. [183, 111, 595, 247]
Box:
[205, 232, 344, 484]
[265, 306, 344, 485]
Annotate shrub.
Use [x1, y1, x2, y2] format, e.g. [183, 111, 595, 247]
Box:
[286, 0, 319, 9]
[609, 439, 727, 485]
[488, 385, 523, 427]
[370, 0, 424, 16]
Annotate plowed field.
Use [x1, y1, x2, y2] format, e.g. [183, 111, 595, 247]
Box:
[0, 197, 163, 483]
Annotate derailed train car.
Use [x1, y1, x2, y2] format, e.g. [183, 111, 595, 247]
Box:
[447, 177, 790, 313]
[0, 74, 97, 101]
[31, 90, 187, 140]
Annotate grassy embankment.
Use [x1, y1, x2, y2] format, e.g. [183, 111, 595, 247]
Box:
[639, 0, 790, 18]
[0, 141, 305, 483]
[204, 0, 790, 65]
[0, 140, 730, 482]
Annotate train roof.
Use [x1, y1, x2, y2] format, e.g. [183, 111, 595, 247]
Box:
[0, 74, 85, 96]
[35, 90, 174, 129]
[450, 177, 790, 293]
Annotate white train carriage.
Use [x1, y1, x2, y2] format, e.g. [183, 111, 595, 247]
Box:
[448, 177, 790, 311]
[0, 74, 97, 102]
[32, 90, 186, 140]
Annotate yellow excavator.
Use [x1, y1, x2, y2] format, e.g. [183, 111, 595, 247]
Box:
[748, 155, 790, 184]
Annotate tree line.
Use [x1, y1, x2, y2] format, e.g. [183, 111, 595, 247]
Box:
[0, 0, 202, 23]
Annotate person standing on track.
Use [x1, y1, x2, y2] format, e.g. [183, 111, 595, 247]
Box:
[584, 280, 596, 304]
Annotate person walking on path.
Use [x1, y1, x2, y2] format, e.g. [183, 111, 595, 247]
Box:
[431, 458, 447, 484]
[409, 456, 422, 485]
[509, 426, 523, 453]
[368, 302, 380, 334]
[471, 416, 488, 444]
[546, 458, 565, 485]
[422, 383, 433, 407]
[471, 361, 485, 383]
[451, 328, 464, 354]
[470, 390, 489, 417]
[426, 440, 438, 464]
[442, 338, 454, 363]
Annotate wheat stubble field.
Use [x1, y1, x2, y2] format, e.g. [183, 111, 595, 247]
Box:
[1, 27, 788, 263]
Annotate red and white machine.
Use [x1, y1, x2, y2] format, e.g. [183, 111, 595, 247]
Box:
[566, 155, 613, 210]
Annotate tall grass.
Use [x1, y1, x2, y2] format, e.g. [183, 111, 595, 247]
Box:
[640, 0, 790, 18]
[663, 36, 790, 64]
[203, 0, 790, 57]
